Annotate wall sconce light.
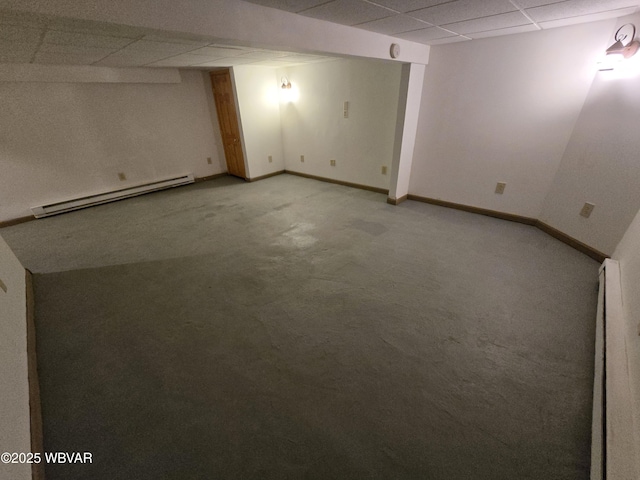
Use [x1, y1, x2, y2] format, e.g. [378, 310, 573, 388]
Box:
[281, 76, 292, 89]
[599, 24, 640, 71]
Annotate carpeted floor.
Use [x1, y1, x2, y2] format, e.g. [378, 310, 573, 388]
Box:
[1, 174, 599, 479]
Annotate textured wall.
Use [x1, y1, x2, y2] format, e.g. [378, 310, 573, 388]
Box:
[0, 70, 224, 222]
[278, 59, 402, 190]
[0, 234, 31, 480]
[410, 21, 613, 219]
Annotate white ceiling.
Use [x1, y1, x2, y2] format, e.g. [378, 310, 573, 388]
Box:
[244, 0, 640, 45]
[1, 1, 639, 69]
[0, 10, 335, 69]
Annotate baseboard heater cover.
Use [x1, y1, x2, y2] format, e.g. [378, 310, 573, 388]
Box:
[31, 174, 194, 218]
[592, 258, 639, 479]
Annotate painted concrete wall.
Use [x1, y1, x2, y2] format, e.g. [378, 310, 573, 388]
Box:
[1, 0, 430, 65]
[278, 59, 402, 190]
[409, 21, 613, 219]
[0, 234, 31, 480]
[612, 208, 640, 476]
[0, 69, 224, 222]
[232, 66, 285, 179]
[540, 14, 640, 255]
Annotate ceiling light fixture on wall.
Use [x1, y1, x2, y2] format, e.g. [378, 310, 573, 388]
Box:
[599, 24, 640, 71]
[281, 76, 292, 89]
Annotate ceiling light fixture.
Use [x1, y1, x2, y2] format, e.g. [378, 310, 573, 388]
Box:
[599, 23, 640, 71]
[281, 76, 291, 89]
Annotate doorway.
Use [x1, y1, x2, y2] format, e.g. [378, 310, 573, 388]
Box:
[210, 70, 247, 179]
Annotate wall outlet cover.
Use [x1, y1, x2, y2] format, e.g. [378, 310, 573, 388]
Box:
[580, 202, 595, 218]
[207, 157, 212, 164]
[300, 155, 304, 162]
[382, 166, 388, 175]
[495, 182, 506, 194]
[118, 172, 127, 181]
[330, 159, 336, 166]
[268, 155, 273, 163]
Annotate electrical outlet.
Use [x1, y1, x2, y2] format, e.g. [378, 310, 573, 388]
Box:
[300, 155, 304, 163]
[118, 172, 127, 181]
[330, 159, 336, 166]
[268, 155, 273, 163]
[495, 182, 506, 194]
[207, 157, 212, 164]
[580, 202, 595, 218]
[343, 101, 349, 118]
[381, 166, 388, 175]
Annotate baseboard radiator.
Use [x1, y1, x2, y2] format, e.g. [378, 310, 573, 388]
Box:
[31, 174, 194, 218]
[592, 259, 638, 479]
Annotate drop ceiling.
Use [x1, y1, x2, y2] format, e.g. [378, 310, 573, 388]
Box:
[0, 10, 335, 69]
[1, 1, 639, 70]
[244, 0, 640, 45]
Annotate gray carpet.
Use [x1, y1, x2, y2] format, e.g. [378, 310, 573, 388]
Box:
[1, 174, 599, 479]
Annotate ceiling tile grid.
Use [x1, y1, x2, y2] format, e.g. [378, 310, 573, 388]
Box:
[524, 0, 640, 23]
[0, 8, 338, 68]
[300, 0, 395, 25]
[442, 11, 531, 35]
[243, 0, 640, 45]
[355, 14, 431, 34]
[2, 0, 640, 69]
[409, 0, 519, 25]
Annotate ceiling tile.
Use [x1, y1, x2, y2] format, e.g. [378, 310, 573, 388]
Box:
[141, 33, 211, 46]
[248, 59, 295, 67]
[410, 0, 518, 25]
[0, 9, 48, 28]
[300, 0, 394, 26]
[537, 6, 639, 28]
[43, 30, 133, 49]
[428, 35, 470, 44]
[355, 14, 431, 34]
[444, 11, 531, 34]
[190, 46, 248, 57]
[46, 18, 143, 39]
[33, 52, 102, 65]
[236, 50, 287, 59]
[526, 0, 640, 23]
[0, 24, 43, 45]
[0, 49, 34, 63]
[369, 0, 455, 13]
[243, 0, 331, 13]
[469, 23, 539, 38]
[393, 26, 456, 42]
[38, 43, 118, 57]
[93, 51, 171, 67]
[515, 0, 567, 7]
[118, 40, 198, 55]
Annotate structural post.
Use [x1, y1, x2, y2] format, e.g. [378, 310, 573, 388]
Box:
[388, 63, 425, 205]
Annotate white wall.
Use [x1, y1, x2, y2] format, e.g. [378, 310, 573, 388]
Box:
[232, 66, 285, 179]
[0, 69, 225, 222]
[410, 21, 614, 219]
[612, 208, 640, 476]
[0, 234, 31, 480]
[278, 59, 402, 190]
[540, 14, 640, 255]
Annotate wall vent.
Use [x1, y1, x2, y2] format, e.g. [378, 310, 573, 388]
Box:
[31, 173, 194, 218]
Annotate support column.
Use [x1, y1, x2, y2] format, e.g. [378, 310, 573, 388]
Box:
[388, 63, 425, 205]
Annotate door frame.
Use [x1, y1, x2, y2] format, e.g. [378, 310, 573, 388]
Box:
[209, 68, 249, 180]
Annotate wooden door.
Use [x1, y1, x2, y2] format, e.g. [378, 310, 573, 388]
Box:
[210, 70, 247, 179]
